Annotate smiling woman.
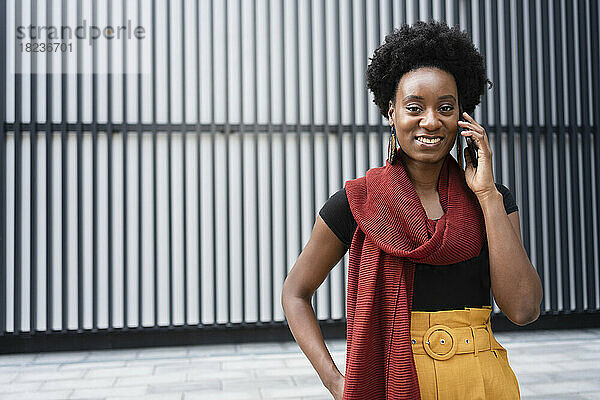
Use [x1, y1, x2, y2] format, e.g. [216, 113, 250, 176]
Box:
[282, 20, 541, 400]
[390, 68, 460, 166]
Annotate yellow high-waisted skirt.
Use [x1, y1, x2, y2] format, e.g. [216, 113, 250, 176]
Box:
[410, 306, 520, 399]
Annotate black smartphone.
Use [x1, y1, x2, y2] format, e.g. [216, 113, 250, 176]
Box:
[459, 104, 478, 168]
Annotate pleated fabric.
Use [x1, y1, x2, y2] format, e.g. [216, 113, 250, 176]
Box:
[343, 154, 486, 400]
[411, 306, 520, 399]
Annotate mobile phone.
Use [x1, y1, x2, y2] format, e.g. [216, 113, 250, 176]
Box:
[459, 104, 478, 168]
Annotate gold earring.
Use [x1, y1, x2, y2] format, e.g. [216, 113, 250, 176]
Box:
[387, 126, 398, 164]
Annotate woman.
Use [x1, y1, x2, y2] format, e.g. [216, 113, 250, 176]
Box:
[281, 20, 542, 400]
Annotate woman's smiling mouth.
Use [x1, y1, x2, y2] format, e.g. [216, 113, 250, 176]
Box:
[415, 136, 444, 147]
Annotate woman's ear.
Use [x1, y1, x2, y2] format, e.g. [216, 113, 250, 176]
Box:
[388, 100, 395, 126]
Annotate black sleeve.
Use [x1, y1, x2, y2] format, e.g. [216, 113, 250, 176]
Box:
[318, 188, 358, 248]
[494, 183, 519, 214]
[319, 184, 516, 248]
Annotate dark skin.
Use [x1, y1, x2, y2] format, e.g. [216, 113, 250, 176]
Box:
[389, 68, 460, 218]
[282, 67, 542, 400]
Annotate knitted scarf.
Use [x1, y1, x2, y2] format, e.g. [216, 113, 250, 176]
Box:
[343, 153, 486, 400]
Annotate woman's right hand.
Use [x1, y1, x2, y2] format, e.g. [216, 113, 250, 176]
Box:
[326, 373, 345, 400]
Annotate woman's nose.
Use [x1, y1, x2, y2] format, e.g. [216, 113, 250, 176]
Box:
[419, 110, 442, 130]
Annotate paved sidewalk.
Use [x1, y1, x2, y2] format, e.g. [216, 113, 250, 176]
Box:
[1, 328, 599, 399]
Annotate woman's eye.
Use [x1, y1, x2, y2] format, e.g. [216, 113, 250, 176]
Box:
[440, 105, 454, 112]
[407, 106, 421, 112]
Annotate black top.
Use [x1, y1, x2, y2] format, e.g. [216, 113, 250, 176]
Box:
[319, 183, 518, 311]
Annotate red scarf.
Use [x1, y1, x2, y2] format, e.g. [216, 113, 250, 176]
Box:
[343, 154, 485, 399]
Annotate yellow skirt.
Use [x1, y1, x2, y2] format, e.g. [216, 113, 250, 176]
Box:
[410, 306, 520, 400]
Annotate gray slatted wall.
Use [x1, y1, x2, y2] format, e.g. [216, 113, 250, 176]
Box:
[0, 0, 599, 340]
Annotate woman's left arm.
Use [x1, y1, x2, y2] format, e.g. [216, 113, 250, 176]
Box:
[479, 191, 543, 325]
[459, 112, 543, 326]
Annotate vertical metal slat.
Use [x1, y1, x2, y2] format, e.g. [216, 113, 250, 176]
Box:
[92, 0, 99, 330]
[565, 0, 583, 311]
[122, 0, 129, 329]
[61, 0, 68, 331]
[166, 0, 174, 328]
[0, 0, 7, 334]
[321, 0, 332, 321]
[151, 0, 158, 327]
[478, 0, 488, 127]
[308, 0, 317, 318]
[526, 0, 546, 311]
[335, 0, 345, 320]
[565, 2, 583, 312]
[348, 0, 356, 181]
[267, 0, 274, 323]
[280, 0, 289, 322]
[490, 0, 502, 186]
[45, 0, 54, 333]
[590, 0, 600, 312]
[137, 0, 143, 328]
[14, 0, 23, 334]
[181, 0, 188, 326]
[76, 0, 83, 331]
[30, 0, 39, 333]
[540, 0, 558, 312]
[224, 0, 231, 325]
[293, 0, 301, 319]
[361, 0, 369, 171]
[107, 0, 114, 330]
[209, 0, 217, 324]
[238, 0, 245, 324]
[577, 0, 595, 310]
[195, 0, 203, 325]
[553, 0, 570, 311]
[513, 0, 529, 257]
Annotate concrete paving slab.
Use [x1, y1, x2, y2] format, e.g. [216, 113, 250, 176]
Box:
[522, 394, 589, 400]
[0, 354, 36, 366]
[184, 389, 257, 399]
[581, 393, 600, 400]
[34, 352, 88, 363]
[221, 377, 295, 391]
[186, 344, 236, 357]
[153, 360, 220, 375]
[261, 385, 330, 399]
[15, 369, 85, 382]
[70, 385, 147, 399]
[107, 395, 182, 400]
[41, 377, 115, 391]
[115, 372, 187, 387]
[85, 366, 154, 379]
[526, 381, 600, 396]
[59, 360, 127, 371]
[0, 390, 72, 400]
[0, 381, 42, 394]
[86, 350, 139, 362]
[147, 381, 221, 393]
[0, 328, 597, 399]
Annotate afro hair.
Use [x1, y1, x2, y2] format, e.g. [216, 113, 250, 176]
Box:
[366, 20, 491, 118]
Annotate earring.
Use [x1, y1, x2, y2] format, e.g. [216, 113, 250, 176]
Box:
[387, 126, 398, 164]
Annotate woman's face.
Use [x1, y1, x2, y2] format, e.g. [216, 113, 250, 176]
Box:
[388, 67, 460, 165]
